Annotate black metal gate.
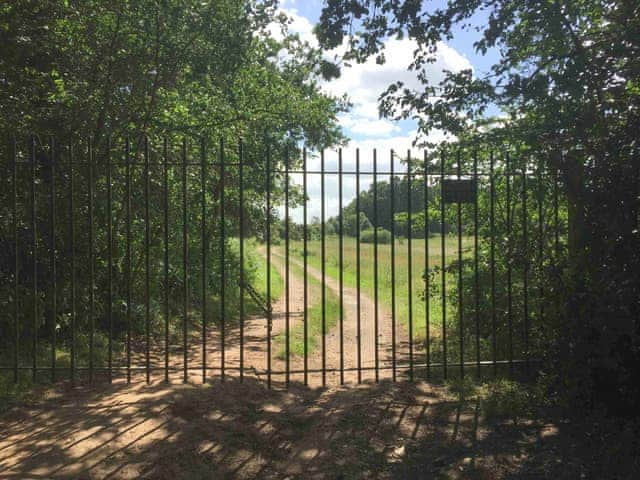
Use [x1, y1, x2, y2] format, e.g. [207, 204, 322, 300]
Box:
[1, 135, 565, 387]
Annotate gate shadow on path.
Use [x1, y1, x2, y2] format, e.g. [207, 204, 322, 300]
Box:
[0, 377, 628, 479]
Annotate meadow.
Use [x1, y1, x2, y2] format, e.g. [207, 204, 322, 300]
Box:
[288, 234, 474, 347]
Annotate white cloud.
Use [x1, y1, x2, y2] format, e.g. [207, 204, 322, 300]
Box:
[338, 115, 400, 137]
[271, 6, 472, 141]
[320, 38, 473, 136]
[270, 5, 471, 221]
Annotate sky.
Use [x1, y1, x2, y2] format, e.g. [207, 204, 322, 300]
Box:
[274, 0, 499, 222]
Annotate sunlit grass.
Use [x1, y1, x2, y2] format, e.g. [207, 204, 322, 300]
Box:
[249, 239, 284, 307]
[289, 234, 474, 346]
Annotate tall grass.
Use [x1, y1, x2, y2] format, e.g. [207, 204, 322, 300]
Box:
[289, 234, 473, 350]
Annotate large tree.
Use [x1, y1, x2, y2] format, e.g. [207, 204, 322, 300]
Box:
[0, 1, 347, 366]
[316, 0, 640, 412]
[0, 0, 346, 147]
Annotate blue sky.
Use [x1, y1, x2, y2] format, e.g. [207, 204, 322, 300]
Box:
[275, 0, 499, 221]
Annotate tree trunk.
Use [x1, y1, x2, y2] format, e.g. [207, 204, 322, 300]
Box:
[564, 151, 586, 273]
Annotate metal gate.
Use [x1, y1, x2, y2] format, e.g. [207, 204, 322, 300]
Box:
[1, 135, 566, 387]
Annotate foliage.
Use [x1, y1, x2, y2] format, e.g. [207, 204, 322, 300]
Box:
[317, 0, 640, 416]
[0, 1, 346, 365]
[0, 0, 347, 147]
[360, 227, 391, 244]
[480, 379, 540, 425]
[332, 173, 456, 237]
[342, 211, 373, 237]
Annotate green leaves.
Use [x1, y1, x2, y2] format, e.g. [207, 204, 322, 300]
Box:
[315, 0, 640, 414]
[0, 0, 345, 150]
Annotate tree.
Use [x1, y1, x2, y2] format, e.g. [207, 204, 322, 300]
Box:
[0, 1, 347, 147]
[343, 211, 373, 236]
[316, 0, 640, 413]
[336, 174, 451, 236]
[0, 1, 347, 366]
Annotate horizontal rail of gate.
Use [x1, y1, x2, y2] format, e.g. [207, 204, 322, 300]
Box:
[1, 135, 566, 387]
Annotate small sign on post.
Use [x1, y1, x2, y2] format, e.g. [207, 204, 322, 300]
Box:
[442, 179, 477, 204]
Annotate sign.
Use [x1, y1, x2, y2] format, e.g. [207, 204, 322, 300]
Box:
[442, 179, 477, 204]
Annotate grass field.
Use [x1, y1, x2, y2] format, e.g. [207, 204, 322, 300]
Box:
[288, 234, 474, 345]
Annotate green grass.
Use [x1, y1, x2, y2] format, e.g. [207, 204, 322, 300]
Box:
[272, 254, 340, 360]
[249, 240, 284, 307]
[289, 234, 473, 347]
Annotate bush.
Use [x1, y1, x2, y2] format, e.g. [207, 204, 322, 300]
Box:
[481, 379, 533, 424]
[360, 227, 392, 244]
[343, 212, 373, 236]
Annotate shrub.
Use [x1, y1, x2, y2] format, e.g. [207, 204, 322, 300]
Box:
[481, 379, 533, 424]
[360, 227, 392, 244]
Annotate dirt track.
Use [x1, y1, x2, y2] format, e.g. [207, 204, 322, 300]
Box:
[122, 246, 410, 387]
[0, 257, 623, 479]
[272, 249, 411, 385]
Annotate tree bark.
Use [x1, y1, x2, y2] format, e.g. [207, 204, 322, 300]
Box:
[564, 150, 586, 273]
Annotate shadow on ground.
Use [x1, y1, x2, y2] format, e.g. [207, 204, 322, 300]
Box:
[0, 375, 638, 479]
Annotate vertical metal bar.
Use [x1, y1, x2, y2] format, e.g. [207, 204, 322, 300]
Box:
[285, 145, 290, 386]
[424, 150, 430, 379]
[522, 159, 529, 372]
[201, 138, 207, 384]
[406, 149, 413, 381]
[13, 136, 19, 384]
[49, 137, 57, 382]
[239, 139, 245, 382]
[490, 151, 497, 376]
[107, 138, 113, 383]
[31, 135, 38, 382]
[338, 148, 344, 384]
[70, 141, 77, 385]
[537, 158, 544, 334]
[126, 138, 132, 383]
[163, 138, 169, 382]
[144, 137, 150, 383]
[356, 149, 362, 383]
[219, 138, 225, 382]
[303, 147, 308, 385]
[182, 138, 188, 383]
[373, 149, 379, 382]
[88, 138, 95, 383]
[554, 164, 560, 256]
[390, 150, 396, 382]
[320, 150, 326, 386]
[440, 150, 447, 379]
[265, 139, 272, 388]
[474, 151, 480, 378]
[506, 151, 513, 373]
[457, 150, 463, 379]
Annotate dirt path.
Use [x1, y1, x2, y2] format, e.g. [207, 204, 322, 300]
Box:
[0, 379, 492, 479]
[0, 377, 621, 480]
[122, 250, 300, 385]
[120, 245, 410, 387]
[272, 249, 411, 385]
